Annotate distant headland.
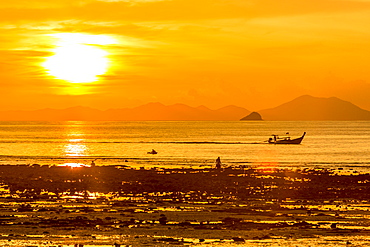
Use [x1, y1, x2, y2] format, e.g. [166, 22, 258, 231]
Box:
[246, 95, 370, 121]
[1, 95, 370, 121]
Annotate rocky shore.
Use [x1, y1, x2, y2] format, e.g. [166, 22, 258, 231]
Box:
[0, 165, 369, 246]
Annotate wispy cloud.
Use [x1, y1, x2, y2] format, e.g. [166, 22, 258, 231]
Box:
[2, 0, 370, 110]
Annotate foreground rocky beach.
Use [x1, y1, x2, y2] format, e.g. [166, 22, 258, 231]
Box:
[0, 164, 369, 246]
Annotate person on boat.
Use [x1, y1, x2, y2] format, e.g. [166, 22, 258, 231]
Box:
[215, 157, 222, 169]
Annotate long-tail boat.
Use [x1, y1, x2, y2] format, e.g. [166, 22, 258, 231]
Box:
[268, 132, 306, 144]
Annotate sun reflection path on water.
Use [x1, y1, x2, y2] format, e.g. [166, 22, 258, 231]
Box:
[62, 126, 92, 168]
[65, 139, 86, 157]
[60, 162, 89, 168]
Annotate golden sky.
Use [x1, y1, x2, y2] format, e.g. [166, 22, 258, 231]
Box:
[2, 0, 370, 111]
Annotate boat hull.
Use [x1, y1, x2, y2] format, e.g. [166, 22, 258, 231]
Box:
[268, 132, 306, 145]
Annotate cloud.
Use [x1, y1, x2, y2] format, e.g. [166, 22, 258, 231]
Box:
[2, 0, 370, 23]
[2, 0, 370, 110]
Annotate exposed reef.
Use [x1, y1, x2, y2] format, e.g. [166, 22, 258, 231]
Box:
[0, 165, 370, 246]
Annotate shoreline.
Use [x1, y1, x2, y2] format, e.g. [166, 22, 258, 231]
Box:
[1, 156, 370, 173]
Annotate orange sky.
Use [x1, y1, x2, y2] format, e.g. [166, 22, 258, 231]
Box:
[2, 0, 370, 111]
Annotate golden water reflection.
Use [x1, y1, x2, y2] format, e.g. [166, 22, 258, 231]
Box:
[62, 125, 90, 167]
[65, 139, 86, 157]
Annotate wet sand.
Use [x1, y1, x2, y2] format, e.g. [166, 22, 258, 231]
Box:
[0, 165, 369, 246]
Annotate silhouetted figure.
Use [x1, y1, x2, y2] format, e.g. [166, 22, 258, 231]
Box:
[90, 160, 96, 167]
[159, 214, 167, 225]
[215, 157, 222, 169]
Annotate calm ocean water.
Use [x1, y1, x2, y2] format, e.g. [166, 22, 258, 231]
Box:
[0, 121, 369, 170]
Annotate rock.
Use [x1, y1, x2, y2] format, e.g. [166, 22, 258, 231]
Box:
[232, 237, 245, 242]
[240, 112, 263, 121]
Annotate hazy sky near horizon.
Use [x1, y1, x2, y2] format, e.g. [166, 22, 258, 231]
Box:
[2, 0, 370, 111]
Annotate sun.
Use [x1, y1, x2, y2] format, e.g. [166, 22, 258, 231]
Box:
[43, 33, 117, 84]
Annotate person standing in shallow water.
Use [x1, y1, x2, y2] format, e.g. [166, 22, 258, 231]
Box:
[215, 157, 222, 169]
[90, 160, 96, 167]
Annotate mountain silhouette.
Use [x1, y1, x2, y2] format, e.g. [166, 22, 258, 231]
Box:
[1, 104, 250, 121]
[257, 95, 370, 120]
[2, 95, 370, 121]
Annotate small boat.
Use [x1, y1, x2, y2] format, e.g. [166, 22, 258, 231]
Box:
[268, 132, 306, 144]
[147, 149, 157, 154]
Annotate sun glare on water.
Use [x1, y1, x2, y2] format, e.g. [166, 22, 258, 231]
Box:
[43, 33, 117, 84]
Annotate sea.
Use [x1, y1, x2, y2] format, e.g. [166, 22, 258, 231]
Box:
[0, 121, 369, 171]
